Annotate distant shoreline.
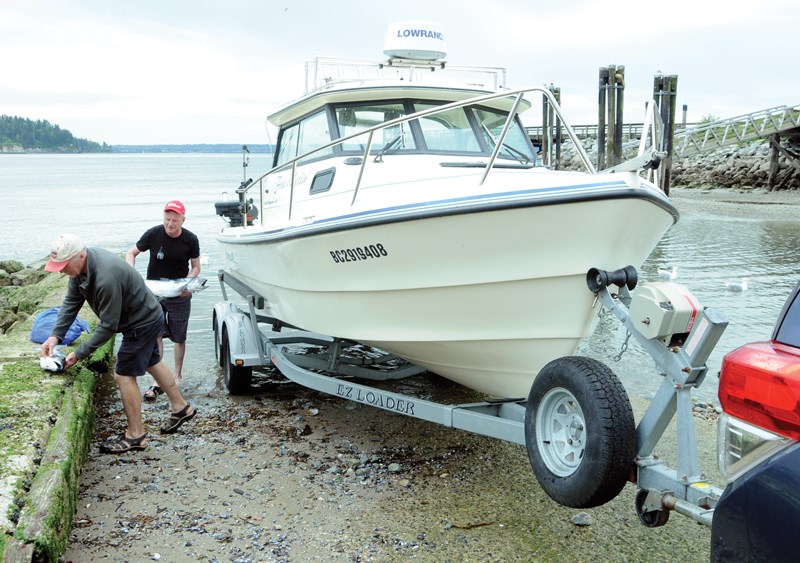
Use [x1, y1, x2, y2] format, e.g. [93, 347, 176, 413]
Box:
[0, 144, 274, 154]
[111, 144, 274, 154]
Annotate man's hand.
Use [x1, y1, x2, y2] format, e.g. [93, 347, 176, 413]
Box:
[40, 335, 59, 357]
[64, 352, 79, 369]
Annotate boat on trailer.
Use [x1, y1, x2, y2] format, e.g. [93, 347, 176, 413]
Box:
[216, 22, 678, 400]
[214, 23, 730, 525]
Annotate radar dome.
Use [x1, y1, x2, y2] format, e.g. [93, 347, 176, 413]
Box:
[383, 21, 447, 60]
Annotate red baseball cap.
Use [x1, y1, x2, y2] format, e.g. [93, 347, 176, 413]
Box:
[164, 200, 186, 215]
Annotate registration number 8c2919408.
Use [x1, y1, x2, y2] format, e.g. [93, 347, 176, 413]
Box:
[329, 243, 388, 264]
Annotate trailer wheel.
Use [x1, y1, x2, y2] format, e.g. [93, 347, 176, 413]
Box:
[221, 333, 253, 395]
[524, 356, 635, 508]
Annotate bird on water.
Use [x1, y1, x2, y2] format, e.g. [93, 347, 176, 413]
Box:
[725, 278, 749, 292]
[658, 266, 678, 280]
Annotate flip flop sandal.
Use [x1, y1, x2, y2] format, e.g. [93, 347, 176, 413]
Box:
[143, 385, 164, 402]
[160, 403, 197, 434]
[99, 433, 148, 454]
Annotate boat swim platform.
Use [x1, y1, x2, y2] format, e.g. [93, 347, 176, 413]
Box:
[527, 103, 800, 157]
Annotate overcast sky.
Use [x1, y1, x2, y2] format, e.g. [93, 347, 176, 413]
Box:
[3, 0, 798, 145]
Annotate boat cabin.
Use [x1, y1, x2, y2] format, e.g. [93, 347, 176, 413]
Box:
[269, 58, 539, 170]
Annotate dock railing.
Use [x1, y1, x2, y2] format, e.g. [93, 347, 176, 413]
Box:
[527, 104, 800, 157]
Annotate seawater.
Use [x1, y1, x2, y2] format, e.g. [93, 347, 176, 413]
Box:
[1, 154, 798, 403]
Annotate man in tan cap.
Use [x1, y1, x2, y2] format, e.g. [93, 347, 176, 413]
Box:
[126, 200, 201, 401]
[40, 234, 197, 453]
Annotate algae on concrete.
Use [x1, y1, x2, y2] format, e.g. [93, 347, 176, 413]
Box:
[0, 270, 113, 562]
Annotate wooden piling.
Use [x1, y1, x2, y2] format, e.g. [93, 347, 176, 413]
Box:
[598, 65, 625, 169]
[653, 74, 678, 195]
[769, 133, 780, 190]
[613, 66, 625, 165]
[541, 84, 562, 169]
[597, 68, 608, 169]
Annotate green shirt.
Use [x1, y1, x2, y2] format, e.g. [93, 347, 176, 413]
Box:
[51, 247, 162, 360]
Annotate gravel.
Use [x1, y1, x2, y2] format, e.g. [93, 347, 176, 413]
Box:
[62, 367, 719, 562]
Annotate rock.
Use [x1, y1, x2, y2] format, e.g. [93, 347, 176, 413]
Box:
[0, 260, 24, 274]
[571, 512, 593, 526]
[0, 309, 23, 333]
[556, 136, 800, 191]
[10, 268, 48, 287]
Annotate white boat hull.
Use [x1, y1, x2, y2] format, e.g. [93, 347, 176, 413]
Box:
[220, 190, 674, 398]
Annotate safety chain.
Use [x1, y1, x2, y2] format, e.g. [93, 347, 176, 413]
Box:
[613, 330, 631, 362]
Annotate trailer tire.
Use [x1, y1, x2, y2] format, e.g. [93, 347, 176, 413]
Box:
[525, 356, 635, 508]
[213, 316, 223, 367]
[221, 333, 253, 395]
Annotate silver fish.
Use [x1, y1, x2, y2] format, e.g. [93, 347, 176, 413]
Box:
[144, 277, 208, 298]
[40, 349, 67, 372]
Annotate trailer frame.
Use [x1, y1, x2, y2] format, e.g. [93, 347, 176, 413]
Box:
[214, 266, 727, 527]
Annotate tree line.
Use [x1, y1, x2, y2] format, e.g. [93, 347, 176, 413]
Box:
[0, 115, 110, 152]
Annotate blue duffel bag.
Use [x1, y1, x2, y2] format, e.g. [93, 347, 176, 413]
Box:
[30, 306, 91, 345]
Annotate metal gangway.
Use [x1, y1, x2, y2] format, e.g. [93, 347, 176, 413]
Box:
[527, 104, 800, 157]
[671, 104, 800, 157]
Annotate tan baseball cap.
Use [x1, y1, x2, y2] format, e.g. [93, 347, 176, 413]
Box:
[45, 234, 85, 273]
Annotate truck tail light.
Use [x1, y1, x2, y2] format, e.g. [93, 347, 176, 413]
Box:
[717, 413, 791, 482]
[717, 341, 800, 481]
[718, 341, 800, 441]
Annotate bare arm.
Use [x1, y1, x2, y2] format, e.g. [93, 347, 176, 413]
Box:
[188, 256, 201, 278]
[125, 245, 141, 267]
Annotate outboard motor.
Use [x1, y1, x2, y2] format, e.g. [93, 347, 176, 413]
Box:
[215, 179, 258, 227]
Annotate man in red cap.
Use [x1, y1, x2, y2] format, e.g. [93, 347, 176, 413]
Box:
[126, 200, 201, 401]
[40, 233, 197, 453]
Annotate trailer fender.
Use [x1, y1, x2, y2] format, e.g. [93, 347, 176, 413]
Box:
[219, 310, 263, 367]
[213, 302, 241, 365]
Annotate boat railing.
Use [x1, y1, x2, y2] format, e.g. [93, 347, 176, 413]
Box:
[236, 86, 596, 225]
[305, 56, 509, 93]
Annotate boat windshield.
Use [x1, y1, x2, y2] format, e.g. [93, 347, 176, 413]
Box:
[274, 98, 537, 166]
[334, 103, 417, 153]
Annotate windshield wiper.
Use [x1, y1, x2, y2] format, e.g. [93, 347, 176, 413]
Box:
[373, 133, 403, 163]
[481, 123, 531, 164]
[499, 142, 532, 164]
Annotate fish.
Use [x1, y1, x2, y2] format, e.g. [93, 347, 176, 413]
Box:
[144, 277, 208, 298]
[40, 349, 66, 372]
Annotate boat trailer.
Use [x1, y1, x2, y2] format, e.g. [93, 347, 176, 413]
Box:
[213, 266, 727, 528]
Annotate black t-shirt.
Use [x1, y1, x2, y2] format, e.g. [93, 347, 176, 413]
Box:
[136, 225, 200, 280]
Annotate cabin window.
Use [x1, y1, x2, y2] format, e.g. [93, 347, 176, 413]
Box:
[309, 167, 336, 194]
[335, 103, 416, 153]
[275, 123, 299, 166]
[472, 107, 535, 163]
[275, 110, 333, 166]
[413, 103, 480, 152]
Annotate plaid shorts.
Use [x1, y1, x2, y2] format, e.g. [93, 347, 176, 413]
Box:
[160, 295, 191, 343]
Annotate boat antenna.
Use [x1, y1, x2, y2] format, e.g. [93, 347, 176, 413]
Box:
[242, 144, 250, 183]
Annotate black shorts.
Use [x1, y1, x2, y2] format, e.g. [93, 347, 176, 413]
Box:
[116, 315, 163, 376]
[160, 295, 191, 343]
